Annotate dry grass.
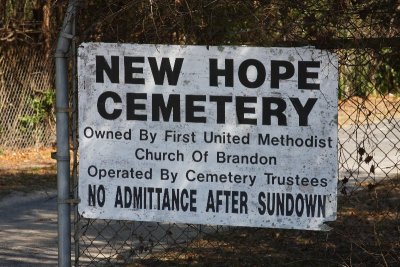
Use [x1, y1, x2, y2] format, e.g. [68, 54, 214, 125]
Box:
[0, 147, 56, 198]
[0, 147, 55, 170]
[338, 95, 400, 126]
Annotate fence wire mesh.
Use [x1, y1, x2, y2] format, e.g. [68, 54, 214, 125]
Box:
[72, 47, 400, 266]
[1, 1, 398, 266]
[34, 1, 400, 266]
[0, 0, 400, 266]
[0, 47, 55, 149]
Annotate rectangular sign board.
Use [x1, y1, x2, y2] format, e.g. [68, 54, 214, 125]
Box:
[78, 43, 338, 230]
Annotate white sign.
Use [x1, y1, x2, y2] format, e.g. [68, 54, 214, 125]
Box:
[78, 43, 338, 231]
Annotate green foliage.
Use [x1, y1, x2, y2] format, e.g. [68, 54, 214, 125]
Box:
[338, 47, 400, 99]
[2, 0, 34, 25]
[375, 48, 400, 95]
[20, 89, 55, 130]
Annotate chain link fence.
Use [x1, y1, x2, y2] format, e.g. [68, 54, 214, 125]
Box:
[0, 47, 55, 149]
[70, 1, 399, 266]
[72, 46, 399, 266]
[2, 1, 398, 266]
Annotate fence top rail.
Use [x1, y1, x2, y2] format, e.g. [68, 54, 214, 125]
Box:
[270, 37, 400, 49]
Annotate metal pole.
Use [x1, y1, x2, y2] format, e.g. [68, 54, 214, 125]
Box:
[71, 8, 80, 267]
[55, 0, 77, 266]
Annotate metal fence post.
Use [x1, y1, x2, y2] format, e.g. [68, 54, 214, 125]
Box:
[55, 0, 78, 266]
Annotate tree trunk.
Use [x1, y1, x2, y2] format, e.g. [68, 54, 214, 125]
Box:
[42, 0, 52, 58]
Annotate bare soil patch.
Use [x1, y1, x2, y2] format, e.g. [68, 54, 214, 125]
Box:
[0, 147, 55, 170]
[0, 147, 56, 198]
[338, 95, 400, 126]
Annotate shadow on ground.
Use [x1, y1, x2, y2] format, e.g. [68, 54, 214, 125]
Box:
[130, 175, 400, 266]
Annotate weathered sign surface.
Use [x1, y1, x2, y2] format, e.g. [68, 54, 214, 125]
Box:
[78, 43, 338, 230]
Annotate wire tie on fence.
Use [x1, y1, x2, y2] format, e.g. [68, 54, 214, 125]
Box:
[51, 153, 70, 161]
[58, 198, 81, 205]
[56, 107, 72, 113]
[54, 52, 68, 58]
[61, 32, 74, 39]
[58, 155, 70, 161]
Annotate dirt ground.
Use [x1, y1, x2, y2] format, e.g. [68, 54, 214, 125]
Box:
[0, 148, 56, 198]
[0, 147, 55, 170]
[338, 94, 400, 125]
